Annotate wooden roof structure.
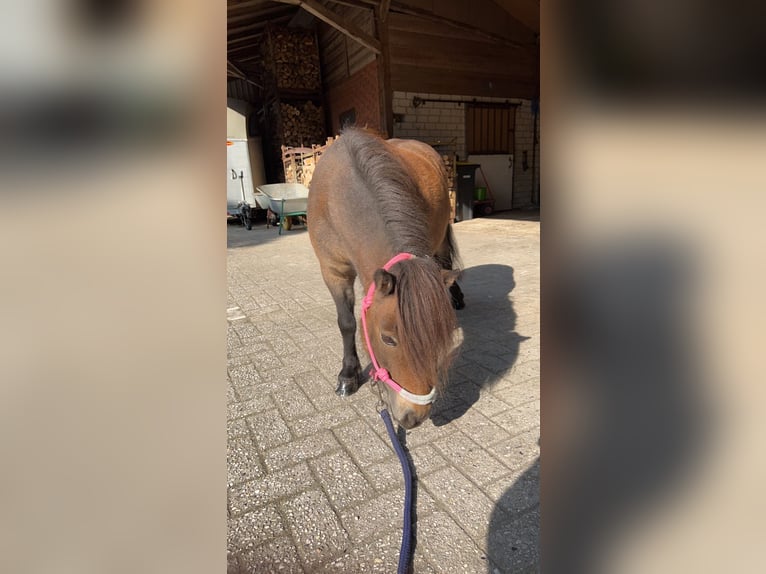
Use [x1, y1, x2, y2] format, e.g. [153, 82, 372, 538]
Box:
[228, 0, 539, 135]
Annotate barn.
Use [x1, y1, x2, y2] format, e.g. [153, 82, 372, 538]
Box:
[227, 0, 539, 217]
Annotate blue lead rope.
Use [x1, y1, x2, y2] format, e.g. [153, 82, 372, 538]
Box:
[380, 409, 413, 574]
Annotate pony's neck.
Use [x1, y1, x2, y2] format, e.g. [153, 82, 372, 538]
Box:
[387, 238, 430, 260]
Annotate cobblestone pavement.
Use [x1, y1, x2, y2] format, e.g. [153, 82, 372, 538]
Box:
[227, 212, 540, 573]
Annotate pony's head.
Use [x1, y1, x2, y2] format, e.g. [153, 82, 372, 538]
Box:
[365, 257, 459, 428]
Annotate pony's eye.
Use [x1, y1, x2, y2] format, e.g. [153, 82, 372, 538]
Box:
[381, 334, 397, 347]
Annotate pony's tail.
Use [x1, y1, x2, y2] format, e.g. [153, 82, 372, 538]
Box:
[442, 224, 463, 272]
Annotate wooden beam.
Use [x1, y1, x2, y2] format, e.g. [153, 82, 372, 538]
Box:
[324, 0, 375, 10]
[228, 32, 266, 47]
[375, 3, 393, 136]
[380, 0, 391, 22]
[275, 0, 381, 54]
[490, 0, 539, 34]
[388, 1, 534, 50]
[391, 64, 537, 99]
[227, 58, 264, 90]
[227, 0, 273, 13]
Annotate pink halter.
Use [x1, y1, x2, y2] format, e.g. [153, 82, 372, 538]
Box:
[360, 253, 437, 406]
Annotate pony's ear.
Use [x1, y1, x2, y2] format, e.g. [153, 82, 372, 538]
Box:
[374, 269, 397, 296]
[441, 269, 461, 287]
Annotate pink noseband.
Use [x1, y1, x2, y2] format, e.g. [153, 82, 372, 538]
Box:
[360, 253, 436, 406]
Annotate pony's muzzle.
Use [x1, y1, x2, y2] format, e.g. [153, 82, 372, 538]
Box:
[398, 410, 427, 430]
[391, 400, 431, 429]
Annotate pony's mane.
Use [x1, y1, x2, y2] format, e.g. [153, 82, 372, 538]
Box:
[342, 127, 431, 254]
[395, 257, 457, 388]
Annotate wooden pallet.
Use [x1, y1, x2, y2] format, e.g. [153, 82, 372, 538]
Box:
[281, 136, 338, 187]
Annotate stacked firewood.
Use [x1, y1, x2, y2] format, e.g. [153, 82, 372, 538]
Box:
[258, 25, 326, 182]
[278, 101, 325, 147]
[261, 25, 321, 92]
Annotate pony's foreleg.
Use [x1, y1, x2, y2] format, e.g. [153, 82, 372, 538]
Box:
[449, 283, 465, 310]
[326, 275, 362, 396]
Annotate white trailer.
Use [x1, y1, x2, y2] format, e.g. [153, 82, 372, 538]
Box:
[227, 104, 266, 229]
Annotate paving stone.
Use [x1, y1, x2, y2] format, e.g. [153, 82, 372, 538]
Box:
[289, 406, 358, 438]
[471, 391, 514, 418]
[236, 536, 302, 573]
[285, 326, 317, 344]
[491, 404, 539, 437]
[227, 381, 238, 406]
[281, 489, 350, 570]
[263, 430, 342, 472]
[421, 467, 496, 541]
[487, 429, 540, 471]
[512, 402, 540, 431]
[228, 462, 315, 516]
[228, 363, 262, 387]
[412, 550, 439, 574]
[228, 505, 284, 553]
[227, 437, 264, 488]
[252, 351, 285, 375]
[455, 362, 501, 390]
[227, 417, 249, 441]
[231, 384, 259, 403]
[333, 419, 393, 464]
[408, 444, 450, 477]
[486, 506, 540, 574]
[508, 359, 540, 384]
[316, 529, 401, 574]
[269, 335, 303, 357]
[364, 457, 405, 492]
[416, 511, 490, 574]
[304, 381, 347, 412]
[270, 382, 317, 420]
[227, 354, 253, 369]
[483, 458, 540, 516]
[227, 394, 277, 422]
[396, 417, 459, 449]
[452, 408, 511, 447]
[310, 450, 373, 510]
[231, 321, 262, 341]
[227, 550, 239, 574]
[433, 431, 510, 486]
[338, 487, 437, 544]
[247, 409, 292, 450]
[240, 370, 296, 395]
[492, 378, 539, 407]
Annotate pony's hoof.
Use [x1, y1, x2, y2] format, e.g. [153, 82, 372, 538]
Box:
[335, 377, 359, 397]
[452, 298, 465, 310]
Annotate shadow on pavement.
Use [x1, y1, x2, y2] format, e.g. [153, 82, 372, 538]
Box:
[227, 214, 308, 250]
[431, 263, 527, 426]
[544, 239, 710, 573]
[487, 457, 540, 573]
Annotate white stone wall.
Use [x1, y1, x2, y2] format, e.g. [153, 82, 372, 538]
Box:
[392, 92, 468, 158]
[392, 91, 539, 208]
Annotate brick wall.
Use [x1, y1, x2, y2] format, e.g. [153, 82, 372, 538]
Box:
[392, 91, 540, 209]
[324, 60, 381, 136]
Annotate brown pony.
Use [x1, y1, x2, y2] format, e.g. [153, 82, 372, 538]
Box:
[308, 128, 464, 428]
